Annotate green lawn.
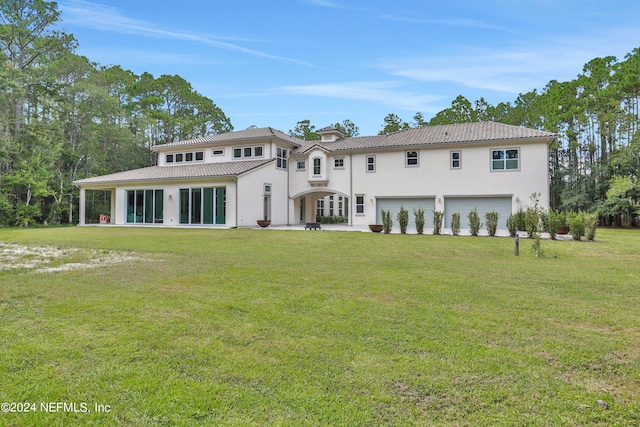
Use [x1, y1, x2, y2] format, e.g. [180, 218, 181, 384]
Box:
[1, 227, 639, 426]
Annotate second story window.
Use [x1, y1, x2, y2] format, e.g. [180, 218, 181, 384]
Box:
[492, 148, 519, 170]
[313, 158, 321, 175]
[276, 147, 288, 169]
[233, 145, 264, 159]
[451, 150, 461, 169]
[334, 157, 344, 168]
[406, 150, 419, 167]
[296, 160, 306, 170]
[366, 155, 375, 173]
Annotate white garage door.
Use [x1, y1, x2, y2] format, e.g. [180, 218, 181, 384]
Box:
[444, 197, 512, 229]
[376, 198, 436, 229]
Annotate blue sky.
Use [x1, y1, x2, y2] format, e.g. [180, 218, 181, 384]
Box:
[57, 0, 640, 136]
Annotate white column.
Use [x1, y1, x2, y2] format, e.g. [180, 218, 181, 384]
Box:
[79, 188, 86, 226]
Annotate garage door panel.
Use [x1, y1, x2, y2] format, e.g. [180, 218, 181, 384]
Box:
[376, 198, 435, 229]
[444, 197, 512, 229]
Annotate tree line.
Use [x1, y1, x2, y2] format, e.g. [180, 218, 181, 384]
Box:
[0, 0, 232, 225]
[1, 0, 638, 226]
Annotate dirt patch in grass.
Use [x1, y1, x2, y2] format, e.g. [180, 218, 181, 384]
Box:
[0, 242, 143, 273]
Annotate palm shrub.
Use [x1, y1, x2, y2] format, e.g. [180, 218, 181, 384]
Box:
[506, 214, 518, 237]
[414, 207, 425, 234]
[397, 205, 409, 234]
[381, 210, 393, 234]
[568, 211, 585, 241]
[485, 211, 499, 237]
[585, 213, 597, 241]
[432, 210, 444, 235]
[451, 212, 461, 236]
[468, 208, 482, 236]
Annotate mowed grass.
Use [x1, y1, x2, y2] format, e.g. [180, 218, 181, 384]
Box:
[0, 227, 639, 426]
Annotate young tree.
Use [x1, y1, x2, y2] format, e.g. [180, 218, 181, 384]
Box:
[379, 113, 409, 135]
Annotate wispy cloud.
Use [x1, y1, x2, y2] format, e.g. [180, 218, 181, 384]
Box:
[301, 0, 347, 9]
[60, 0, 312, 66]
[272, 81, 444, 112]
[381, 15, 511, 32]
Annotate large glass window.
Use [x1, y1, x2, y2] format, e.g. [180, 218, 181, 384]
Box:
[126, 189, 163, 224]
[492, 149, 519, 170]
[179, 187, 226, 225]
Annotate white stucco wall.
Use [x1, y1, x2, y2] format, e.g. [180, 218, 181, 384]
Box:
[288, 139, 549, 227]
[236, 163, 289, 227]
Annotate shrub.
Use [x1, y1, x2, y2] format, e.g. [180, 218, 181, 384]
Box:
[451, 213, 461, 236]
[433, 210, 444, 235]
[506, 214, 518, 237]
[468, 208, 482, 236]
[568, 211, 585, 241]
[485, 211, 499, 237]
[541, 209, 561, 240]
[585, 213, 597, 241]
[15, 203, 41, 227]
[381, 210, 393, 234]
[397, 205, 409, 234]
[414, 207, 425, 234]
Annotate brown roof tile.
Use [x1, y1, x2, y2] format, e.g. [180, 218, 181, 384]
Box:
[151, 127, 302, 151]
[74, 159, 274, 185]
[293, 122, 556, 153]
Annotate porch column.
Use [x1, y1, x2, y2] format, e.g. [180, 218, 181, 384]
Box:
[110, 190, 116, 223]
[79, 187, 86, 226]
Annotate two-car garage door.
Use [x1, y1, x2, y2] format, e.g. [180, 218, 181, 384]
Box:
[443, 197, 512, 230]
[376, 198, 435, 229]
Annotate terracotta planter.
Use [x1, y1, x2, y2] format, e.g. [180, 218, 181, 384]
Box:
[257, 220, 271, 228]
[556, 225, 570, 235]
[369, 224, 383, 233]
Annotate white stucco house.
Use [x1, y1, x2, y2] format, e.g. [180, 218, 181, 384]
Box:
[74, 122, 556, 230]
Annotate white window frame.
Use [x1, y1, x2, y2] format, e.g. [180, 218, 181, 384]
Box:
[296, 160, 306, 171]
[232, 145, 265, 160]
[366, 155, 376, 173]
[166, 154, 174, 164]
[491, 148, 520, 171]
[313, 158, 321, 176]
[355, 194, 365, 215]
[212, 148, 225, 157]
[334, 157, 345, 169]
[406, 150, 419, 167]
[276, 147, 288, 170]
[450, 150, 461, 169]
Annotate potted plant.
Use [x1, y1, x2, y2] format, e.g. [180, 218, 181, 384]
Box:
[369, 224, 383, 232]
[257, 219, 271, 228]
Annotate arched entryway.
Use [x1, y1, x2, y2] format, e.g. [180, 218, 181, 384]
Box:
[291, 189, 350, 225]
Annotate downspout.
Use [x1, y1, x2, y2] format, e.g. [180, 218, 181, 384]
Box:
[349, 152, 353, 226]
[287, 156, 291, 226]
[234, 177, 238, 228]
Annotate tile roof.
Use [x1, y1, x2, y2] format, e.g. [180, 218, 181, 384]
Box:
[74, 159, 274, 186]
[151, 127, 303, 151]
[293, 122, 556, 153]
